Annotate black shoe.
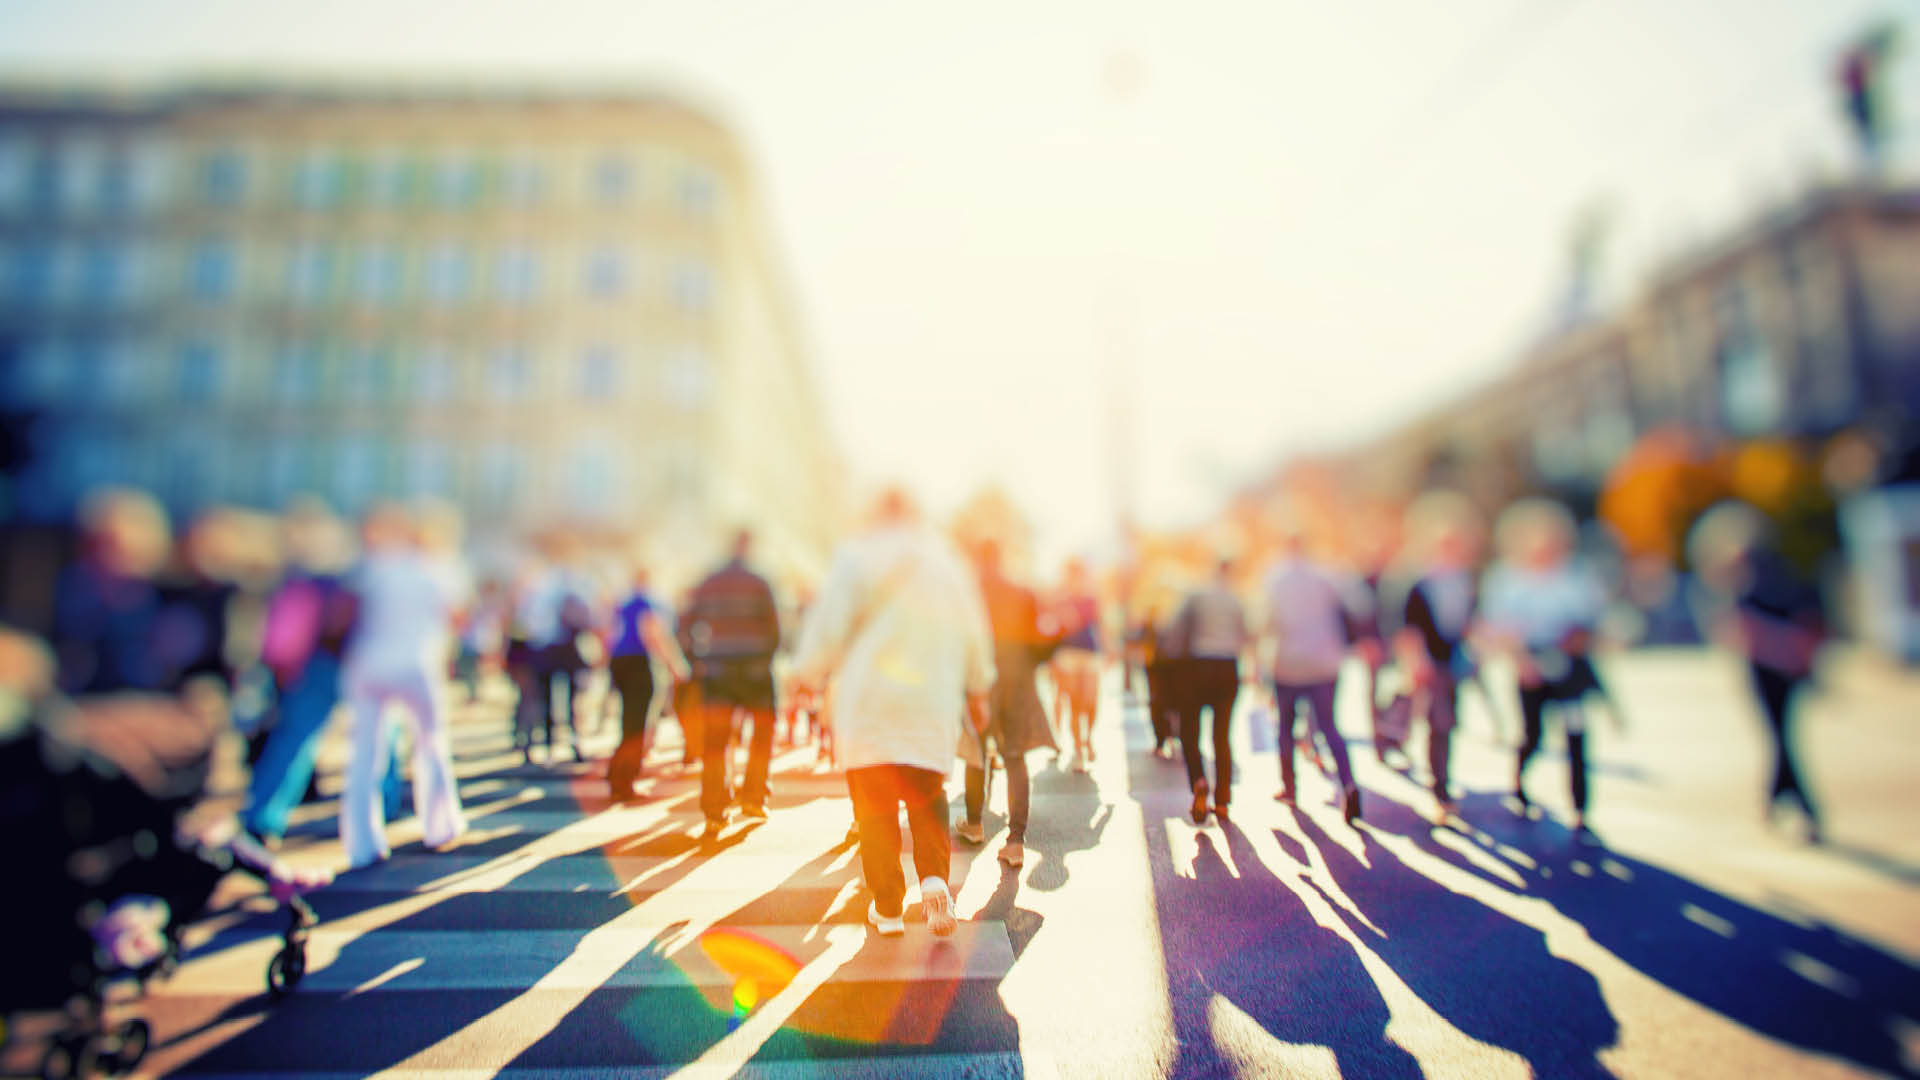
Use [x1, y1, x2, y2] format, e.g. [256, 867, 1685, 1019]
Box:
[1342, 787, 1362, 824]
[1191, 780, 1211, 825]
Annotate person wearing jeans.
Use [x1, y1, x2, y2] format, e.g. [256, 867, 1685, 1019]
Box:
[1172, 559, 1250, 825]
[790, 489, 994, 937]
[1397, 515, 1481, 824]
[1261, 528, 1365, 823]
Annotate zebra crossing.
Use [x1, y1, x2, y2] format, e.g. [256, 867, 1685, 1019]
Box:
[139, 705, 1038, 1078]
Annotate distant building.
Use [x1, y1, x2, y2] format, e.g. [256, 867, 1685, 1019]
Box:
[0, 81, 842, 580]
[1326, 183, 1920, 507]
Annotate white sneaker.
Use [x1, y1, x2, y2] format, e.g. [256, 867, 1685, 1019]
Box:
[867, 900, 905, 937]
[920, 877, 957, 937]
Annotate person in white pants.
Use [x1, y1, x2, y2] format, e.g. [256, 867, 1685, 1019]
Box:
[340, 504, 468, 870]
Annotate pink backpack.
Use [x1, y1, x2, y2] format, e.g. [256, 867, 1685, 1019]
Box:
[261, 579, 323, 682]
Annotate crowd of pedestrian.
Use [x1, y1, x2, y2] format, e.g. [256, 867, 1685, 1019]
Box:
[0, 477, 1834, 963]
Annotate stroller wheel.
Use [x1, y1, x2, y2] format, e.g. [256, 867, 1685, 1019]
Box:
[101, 1019, 149, 1076]
[40, 1035, 94, 1080]
[267, 944, 308, 997]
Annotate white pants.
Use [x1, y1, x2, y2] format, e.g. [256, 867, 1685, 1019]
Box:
[341, 661, 465, 867]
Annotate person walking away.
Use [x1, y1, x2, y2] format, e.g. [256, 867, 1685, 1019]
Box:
[1480, 500, 1607, 836]
[684, 529, 784, 832]
[454, 579, 506, 704]
[1143, 594, 1188, 760]
[1694, 504, 1827, 842]
[1049, 559, 1102, 771]
[243, 501, 377, 847]
[605, 563, 691, 801]
[339, 504, 467, 869]
[1395, 517, 1481, 825]
[956, 540, 1059, 868]
[790, 489, 993, 937]
[1262, 527, 1365, 823]
[1173, 558, 1251, 825]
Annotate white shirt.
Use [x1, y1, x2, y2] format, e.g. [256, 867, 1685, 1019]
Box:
[1480, 561, 1604, 652]
[1261, 557, 1360, 684]
[790, 524, 995, 775]
[345, 550, 463, 676]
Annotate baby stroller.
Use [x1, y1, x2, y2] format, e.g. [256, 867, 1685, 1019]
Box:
[0, 691, 323, 1078]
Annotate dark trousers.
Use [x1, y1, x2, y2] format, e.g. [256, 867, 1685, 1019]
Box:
[532, 644, 582, 752]
[1145, 660, 1180, 747]
[1751, 663, 1817, 821]
[1426, 674, 1460, 800]
[1179, 658, 1240, 801]
[847, 765, 951, 918]
[607, 654, 656, 798]
[1517, 677, 1589, 812]
[699, 697, 775, 821]
[1275, 679, 1354, 794]
[963, 747, 1031, 842]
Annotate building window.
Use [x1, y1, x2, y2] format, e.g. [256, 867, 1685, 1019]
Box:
[489, 346, 532, 401]
[415, 346, 456, 402]
[664, 344, 712, 408]
[79, 241, 128, 307]
[178, 341, 222, 403]
[58, 138, 104, 215]
[592, 153, 633, 205]
[424, 243, 468, 305]
[334, 439, 376, 509]
[99, 339, 146, 403]
[200, 148, 246, 207]
[0, 133, 31, 212]
[501, 152, 541, 207]
[478, 442, 526, 506]
[669, 260, 712, 314]
[579, 345, 618, 399]
[494, 245, 537, 304]
[128, 138, 170, 211]
[407, 439, 454, 497]
[273, 343, 323, 404]
[98, 149, 134, 216]
[355, 245, 403, 305]
[286, 241, 334, 305]
[9, 241, 54, 304]
[15, 337, 71, 405]
[569, 438, 615, 511]
[1716, 281, 1782, 435]
[189, 239, 237, 302]
[585, 246, 625, 299]
[434, 152, 482, 208]
[367, 149, 415, 206]
[291, 147, 345, 209]
[678, 167, 718, 218]
[342, 346, 395, 403]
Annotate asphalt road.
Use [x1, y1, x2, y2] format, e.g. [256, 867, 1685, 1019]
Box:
[121, 648, 1920, 1078]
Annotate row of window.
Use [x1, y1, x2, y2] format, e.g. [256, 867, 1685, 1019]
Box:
[5, 338, 715, 409]
[0, 238, 716, 311]
[0, 135, 722, 219]
[23, 430, 705, 520]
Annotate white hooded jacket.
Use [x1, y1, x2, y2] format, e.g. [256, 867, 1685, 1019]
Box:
[790, 523, 995, 775]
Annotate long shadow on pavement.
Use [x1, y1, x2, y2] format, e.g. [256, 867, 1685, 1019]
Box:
[1376, 786, 1920, 1078]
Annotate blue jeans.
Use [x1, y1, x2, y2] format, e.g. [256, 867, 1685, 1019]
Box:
[1273, 679, 1355, 794]
[245, 654, 405, 838]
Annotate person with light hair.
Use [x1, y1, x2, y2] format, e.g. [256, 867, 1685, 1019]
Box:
[790, 487, 994, 938]
[338, 502, 468, 869]
[1260, 522, 1367, 823]
[1480, 498, 1607, 836]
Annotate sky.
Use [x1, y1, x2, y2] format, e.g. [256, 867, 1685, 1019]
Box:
[2, 0, 1916, 568]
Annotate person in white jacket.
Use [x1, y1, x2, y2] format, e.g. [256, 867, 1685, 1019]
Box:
[789, 488, 995, 938]
[339, 503, 469, 870]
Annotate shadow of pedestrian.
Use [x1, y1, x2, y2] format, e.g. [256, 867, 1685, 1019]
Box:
[1140, 804, 1422, 1079]
[1383, 788, 1920, 1078]
[1023, 768, 1112, 893]
[1291, 812, 1619, 1077]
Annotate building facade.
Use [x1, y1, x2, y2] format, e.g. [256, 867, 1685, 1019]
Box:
[0, 81, 842, 579]
[1324, 183, 1920, 508]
